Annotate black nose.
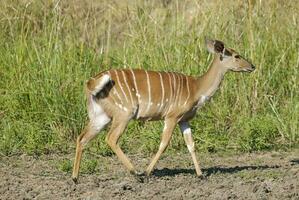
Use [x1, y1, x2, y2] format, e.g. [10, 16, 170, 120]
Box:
[251, 65, 256, 70]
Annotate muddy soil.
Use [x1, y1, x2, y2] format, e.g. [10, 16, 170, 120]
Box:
[0, 150, 298, 200]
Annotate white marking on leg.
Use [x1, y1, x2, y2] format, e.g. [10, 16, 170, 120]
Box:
[182, 127, 191, 135]
[115, 70, 129, 103]
[158, 123, 169, 150]
[179, 122, 194, 152]
[121, 70, 134, 107]
[179, 122, 191, 135]
[158, 142, 165, 150]
[186, 140, 195, 152]
[145, 70, 151, 114]
[163, 124, 168, 131]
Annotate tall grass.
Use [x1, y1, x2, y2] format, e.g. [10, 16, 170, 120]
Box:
[0, 0, 298, 155]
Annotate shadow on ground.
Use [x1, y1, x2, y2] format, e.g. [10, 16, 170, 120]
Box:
[290, 159, 299, 165]
[152, 164, 280, 177]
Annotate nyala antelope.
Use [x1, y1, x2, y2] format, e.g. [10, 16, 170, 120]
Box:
[72, 38, 255, 183]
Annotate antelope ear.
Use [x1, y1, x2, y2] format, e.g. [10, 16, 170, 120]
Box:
[205, 38, 225, 54]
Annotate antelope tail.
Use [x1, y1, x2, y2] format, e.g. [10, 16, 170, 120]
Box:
[86, 74, 111, 96]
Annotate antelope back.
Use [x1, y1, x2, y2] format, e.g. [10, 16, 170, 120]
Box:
[89, 69, 198, 120]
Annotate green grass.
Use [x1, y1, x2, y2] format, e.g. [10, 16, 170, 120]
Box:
[0, 0, 298, 156]
[58, 157, 98, 174]
[237, 169, 282, 181]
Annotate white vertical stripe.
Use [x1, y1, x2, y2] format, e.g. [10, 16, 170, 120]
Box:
[107, 71, 123, 105]
[177, 74, 182, 105]
[130, 69, 140, 102]
[165, 72, 173, 114]
[130, 69, 142, 118]
[158, 72, 165, 112]
[145, 70, 151, 114]
[104, 72, 116, 104]
[167, 72, 173, 103]
[178, 74, 184, 105]
[184, 76, 190, 106]
[172, 73, 177, 104]
[121, 70, 134, 107]
[115, 70, 129, 103]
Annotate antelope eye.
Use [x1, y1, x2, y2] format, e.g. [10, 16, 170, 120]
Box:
[235, 55, 240, 59]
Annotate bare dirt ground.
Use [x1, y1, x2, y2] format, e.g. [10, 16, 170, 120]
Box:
[0, 150, 298, 200]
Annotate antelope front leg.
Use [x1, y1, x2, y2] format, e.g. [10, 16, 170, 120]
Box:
[145, 118, 177, 176]
[179, 121, 202, 177]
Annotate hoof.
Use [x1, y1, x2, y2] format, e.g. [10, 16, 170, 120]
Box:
[129, 170, 138, 176]
[72, 177, 78, 184]
[136, 171, 146, 176]
[198, 174, 207, 180]
[134, 172, 148, 183]
[145, 170, 152, 177]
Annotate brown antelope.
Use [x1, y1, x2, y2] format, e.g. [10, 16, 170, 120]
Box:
[72, 38, 255, 183]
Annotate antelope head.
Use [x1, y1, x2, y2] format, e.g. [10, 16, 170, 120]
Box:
[205, 38, 256, 72]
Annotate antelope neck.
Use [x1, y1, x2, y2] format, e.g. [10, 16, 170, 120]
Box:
[195, 55, 228, 99]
